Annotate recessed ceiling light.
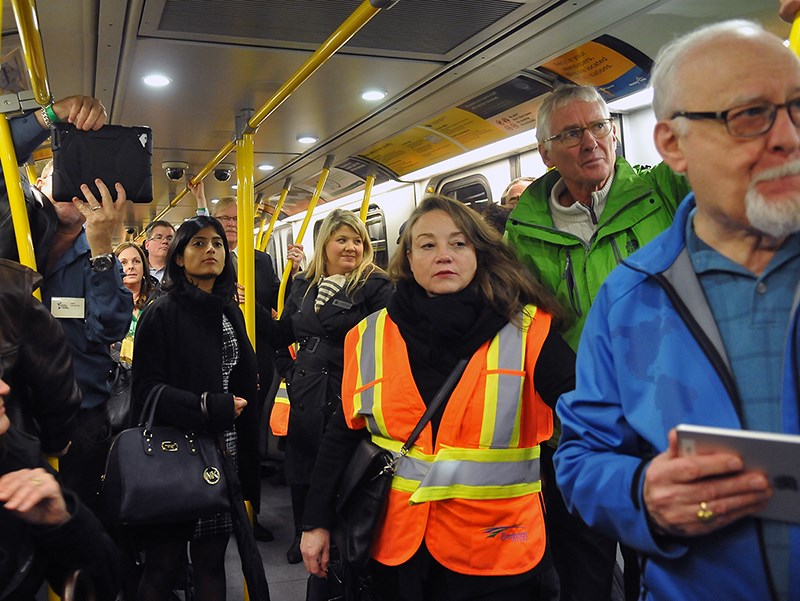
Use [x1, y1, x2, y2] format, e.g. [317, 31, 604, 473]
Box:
[231, 184, 238, 190]
[258, 163, 274, 171]
[143, 74, 171, 87]
[210, 198, 220, 204]
[361, 89, 386, 101]
[297, 135, 318, 144]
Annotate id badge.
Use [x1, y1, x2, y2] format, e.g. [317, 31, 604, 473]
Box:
[51, 297, 85, 319]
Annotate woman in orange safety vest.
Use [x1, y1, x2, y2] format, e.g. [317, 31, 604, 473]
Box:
[300, 195, 576, 601]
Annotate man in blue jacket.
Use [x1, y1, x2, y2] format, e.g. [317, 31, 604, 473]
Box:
[35, 155, 133, 516]
[555, 20, 800, 601]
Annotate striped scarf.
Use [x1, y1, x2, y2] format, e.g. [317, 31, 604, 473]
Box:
[315, 274, 346, 313]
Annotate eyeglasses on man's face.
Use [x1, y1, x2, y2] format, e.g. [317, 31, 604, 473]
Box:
[216, 215, 238, 223]
[543, 118, 613, 148]
[149, 234, 173, 242]
[670, 98, 800, 138]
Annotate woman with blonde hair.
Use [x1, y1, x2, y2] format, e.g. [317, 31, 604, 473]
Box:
[259, 208, 393, 563]
[301, 195, 574, 600]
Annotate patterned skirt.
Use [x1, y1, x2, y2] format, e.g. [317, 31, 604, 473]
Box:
[192, 429, 237, 540]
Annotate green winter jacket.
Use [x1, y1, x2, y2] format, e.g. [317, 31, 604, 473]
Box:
[505, 157, 690, 350]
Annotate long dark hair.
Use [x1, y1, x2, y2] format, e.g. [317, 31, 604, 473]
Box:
[162, 216, 236, 300]
[389, 195, 565, 326]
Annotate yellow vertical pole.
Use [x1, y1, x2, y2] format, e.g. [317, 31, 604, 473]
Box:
[235, 132, 255, 601]
[11, 0, 51, 105]
[237, 134, 256, 347]
[0, 119, 39, 278]
[277, 155, 334, 316]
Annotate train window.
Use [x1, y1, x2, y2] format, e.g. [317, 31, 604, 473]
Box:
[439, 175, 492, 212]
[266, 237, 278, 272]
[359, 204, 388, 270]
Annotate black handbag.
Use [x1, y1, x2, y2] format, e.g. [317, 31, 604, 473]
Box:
[333, 358, 468, 569]
[107, 361, 132, 433]
[99, 384, 231, 524]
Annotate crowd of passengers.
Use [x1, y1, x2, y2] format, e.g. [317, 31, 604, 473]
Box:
[3, 5, 800, 601]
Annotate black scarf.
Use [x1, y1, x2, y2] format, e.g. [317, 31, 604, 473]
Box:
[387, 279, 507, 405]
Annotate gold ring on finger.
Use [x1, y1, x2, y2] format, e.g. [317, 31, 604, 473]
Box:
[30, 476, 43, 486]
[696, 501, 714, 522]
[91, 205, 101, 211]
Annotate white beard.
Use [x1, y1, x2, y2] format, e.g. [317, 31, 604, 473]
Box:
[745, 161, 800, 238]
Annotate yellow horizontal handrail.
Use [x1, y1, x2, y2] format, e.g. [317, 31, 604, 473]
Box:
[153, 0, 385, 227]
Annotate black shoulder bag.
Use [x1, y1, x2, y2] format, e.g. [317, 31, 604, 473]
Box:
[99, 384, 231, 524]
[334, 358, 469, 569]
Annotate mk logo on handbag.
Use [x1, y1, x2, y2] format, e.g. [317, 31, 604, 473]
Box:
[161, 441, 179, 452]
[203, 467, 222, 485]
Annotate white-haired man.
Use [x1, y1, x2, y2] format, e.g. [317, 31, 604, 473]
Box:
[555, 20, 800, 600]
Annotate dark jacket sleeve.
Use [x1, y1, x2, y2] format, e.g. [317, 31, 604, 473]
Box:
[254, 250, 282, 311]
[84, 258, 134, 345]
[364, 271, 394, 313]
[533, 325, 576, 410]
[36, 490, 121, 600]
[255, 277, 304, 349]
[302, 409, 368, 530]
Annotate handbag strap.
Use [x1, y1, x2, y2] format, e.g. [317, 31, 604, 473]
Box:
[138, 383, 168, 428]
[400, 357, 469, 455]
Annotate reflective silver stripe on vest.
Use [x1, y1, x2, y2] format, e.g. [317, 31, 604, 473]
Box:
[356, 311, 382, 434]
[419, 455, 540, 489]
[490, 320, 525, 447]
[393, 452, 430, 483]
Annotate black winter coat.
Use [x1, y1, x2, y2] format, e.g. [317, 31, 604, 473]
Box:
[252, 249, 282, 397]
[258, 270, 393, 483]
[0, 259, 80, 454]
[132, 284, 261, 510]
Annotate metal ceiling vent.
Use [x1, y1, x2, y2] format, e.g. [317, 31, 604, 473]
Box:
[147, 0, 526, 60]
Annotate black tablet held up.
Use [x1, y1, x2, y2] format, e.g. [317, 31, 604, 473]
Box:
[51, 123, 153, 203]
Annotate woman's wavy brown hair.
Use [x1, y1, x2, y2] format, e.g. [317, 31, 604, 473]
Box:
[114, 241, 154, 310]
[389, 195, 565, 326]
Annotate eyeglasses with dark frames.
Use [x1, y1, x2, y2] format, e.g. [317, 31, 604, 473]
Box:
[543, 118, 613, 148]
[670, 99, 800, 138]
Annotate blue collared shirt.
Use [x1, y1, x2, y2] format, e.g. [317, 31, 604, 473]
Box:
[42, 230, 132, 409]
[686, 210, 800, 601]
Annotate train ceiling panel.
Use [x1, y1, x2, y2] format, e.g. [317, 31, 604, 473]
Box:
[143, 0, 538, 61]
[21, 0, 783, 232]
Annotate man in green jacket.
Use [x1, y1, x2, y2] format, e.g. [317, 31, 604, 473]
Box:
[505, 84, 690, 601]
[506, 85, 690, 350]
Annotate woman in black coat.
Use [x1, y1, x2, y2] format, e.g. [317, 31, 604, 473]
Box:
[132, 216, 260, 601]
[259, 209, 393, 563]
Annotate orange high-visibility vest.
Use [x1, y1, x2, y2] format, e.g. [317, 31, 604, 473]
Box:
[269, 381, 290, 436]
[341, 306, 553, 576]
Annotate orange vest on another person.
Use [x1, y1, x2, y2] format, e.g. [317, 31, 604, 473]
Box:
[341, 306, 553, 576]
[269, 381, 290, 436]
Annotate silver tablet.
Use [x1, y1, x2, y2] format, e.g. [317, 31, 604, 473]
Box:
[676, 424, 800, 524]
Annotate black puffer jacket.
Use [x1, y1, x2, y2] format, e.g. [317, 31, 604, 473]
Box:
[0, 259, 81, 454]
